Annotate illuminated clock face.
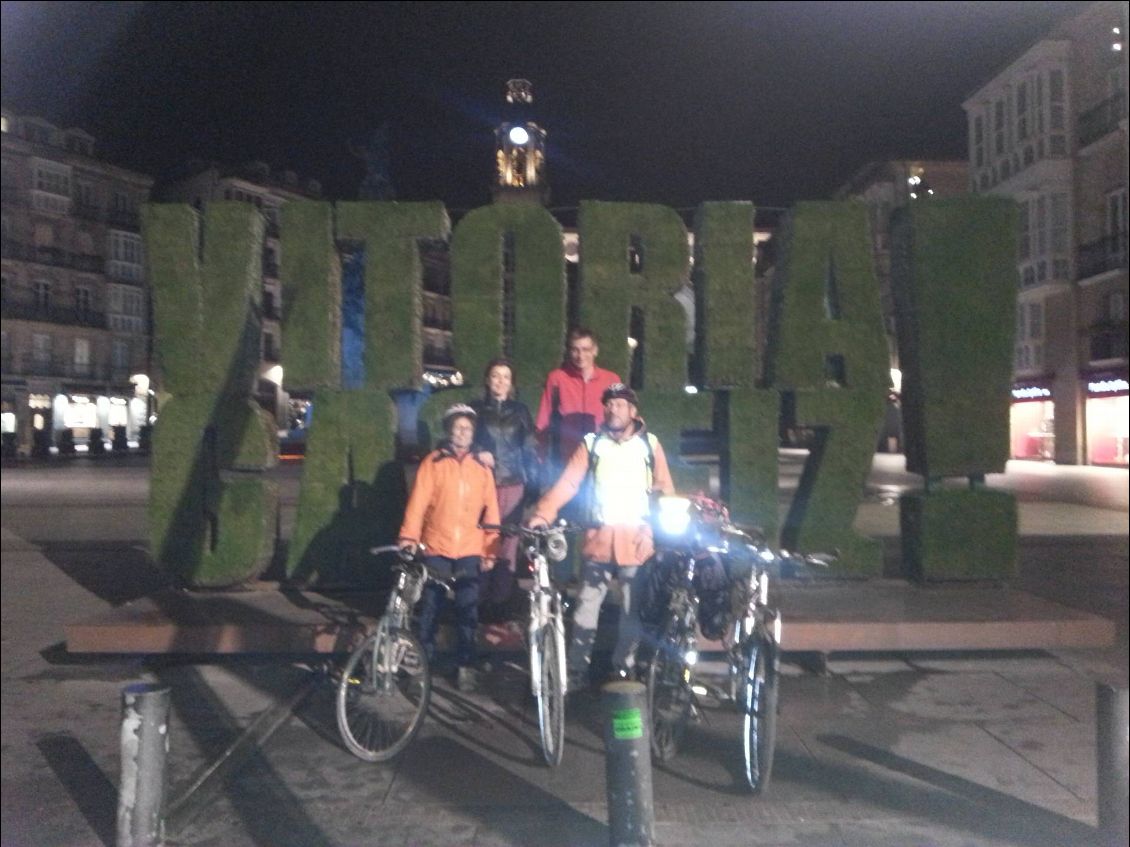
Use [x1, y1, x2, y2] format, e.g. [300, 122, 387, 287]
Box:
[508, 126, 530, 145]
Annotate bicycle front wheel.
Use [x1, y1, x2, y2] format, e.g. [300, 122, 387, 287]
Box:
[741, 631, 779, 793]
[336, 625, 431, 762]
[647, 628, 693, 762]
[533, 612, 566, 767]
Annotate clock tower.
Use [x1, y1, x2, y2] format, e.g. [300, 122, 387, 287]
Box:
[493, 79, 548, 205]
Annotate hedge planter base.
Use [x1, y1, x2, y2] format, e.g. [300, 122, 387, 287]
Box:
[900, 488, 1018, 582]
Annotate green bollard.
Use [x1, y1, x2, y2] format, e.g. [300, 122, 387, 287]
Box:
[602, 680, 654, 847]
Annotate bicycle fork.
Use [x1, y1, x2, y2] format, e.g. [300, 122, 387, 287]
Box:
[529, 588, 566, 695]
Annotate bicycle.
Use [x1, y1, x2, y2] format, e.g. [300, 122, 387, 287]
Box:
[335, 544, 451, 762]
[725, 531, 834, 793]
[644, 495, 834, 793]
[642, 500, 704, 765]
[481, 521, 578, 767]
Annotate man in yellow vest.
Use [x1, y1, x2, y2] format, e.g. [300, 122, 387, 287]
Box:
[528, 383, 675, 691]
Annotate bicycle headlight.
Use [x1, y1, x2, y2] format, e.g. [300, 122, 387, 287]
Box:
[545, 530, 568, 563]
[684, 648, 699, 666]
[656, 496, 692, 537]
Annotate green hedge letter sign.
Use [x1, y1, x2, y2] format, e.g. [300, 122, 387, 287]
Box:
[768, 201, 888, 574]
[891, 198, 1019, 580]
[143, 203, 278, 586]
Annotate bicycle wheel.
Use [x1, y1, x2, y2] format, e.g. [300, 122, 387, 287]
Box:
[534, 609, 566, 766]
[647, 625, 693, 762]
[741, 631, 779, 793]
[336, 624, 431, 762]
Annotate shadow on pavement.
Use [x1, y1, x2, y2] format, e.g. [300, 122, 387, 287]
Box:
[159, 665, 333, 847]
[36, 733, 117, 847]
[816, 733, 1098, 846]
[426, 677, 547, 767]
[39, 540, 169, 606]
[393, 734, 607, 846]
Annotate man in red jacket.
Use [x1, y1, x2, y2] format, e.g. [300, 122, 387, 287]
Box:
[535, 327, 623, 470]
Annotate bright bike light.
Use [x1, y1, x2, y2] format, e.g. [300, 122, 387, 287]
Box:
[545, 530, 568, 562]
[684, 649, 699, 666]
[656, 496, 692, 536]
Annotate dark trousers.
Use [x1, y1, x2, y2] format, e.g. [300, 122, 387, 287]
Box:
[479, 483, 525, 606]
[417, 555, 481, 668]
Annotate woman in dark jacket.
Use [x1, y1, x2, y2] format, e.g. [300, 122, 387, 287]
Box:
[471, 358, 538, 620]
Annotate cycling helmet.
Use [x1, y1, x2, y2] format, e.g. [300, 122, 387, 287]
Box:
[601, 382, 639, 406]
[442, 403, 477, 426]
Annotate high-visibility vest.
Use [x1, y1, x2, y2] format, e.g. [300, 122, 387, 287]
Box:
[583, 430, 657, 525]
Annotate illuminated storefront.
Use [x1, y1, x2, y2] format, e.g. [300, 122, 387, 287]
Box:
[1084, 373, 1129, 466]
[51, 391, 146, 450]
[1010, 382, 1055, 461]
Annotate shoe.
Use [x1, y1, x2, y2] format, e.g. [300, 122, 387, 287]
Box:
[456, 666, 480, 693]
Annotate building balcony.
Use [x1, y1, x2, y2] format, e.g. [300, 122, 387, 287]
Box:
[1077, 232, 1128, 281]
[1090, 322, 1129, 364]
[72, 202, 103, 223]
[3, 354, 112, 382]
[1, 239, 105, 274]
[107, 208, 141, 230]
[106, 261, 145, 285]
[1, 298, 108, 329]
[1077, 91, 1127, 149]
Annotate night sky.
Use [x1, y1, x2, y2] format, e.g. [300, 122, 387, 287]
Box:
[1, 1, 1092, 211]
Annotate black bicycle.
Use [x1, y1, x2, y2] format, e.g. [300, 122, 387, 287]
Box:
[645, 495, 833, 793]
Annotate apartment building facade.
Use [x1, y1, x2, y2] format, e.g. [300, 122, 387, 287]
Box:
[963, 0, 1128, 466]
[1, 109, 154, 456]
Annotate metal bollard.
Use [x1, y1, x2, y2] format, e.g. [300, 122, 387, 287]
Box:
[602, 680, 654, 847]
[1096, 682, 1129, 847]
[117, 683, 171, 847]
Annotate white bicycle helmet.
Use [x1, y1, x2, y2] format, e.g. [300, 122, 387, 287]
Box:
[442, 403, 477, 425]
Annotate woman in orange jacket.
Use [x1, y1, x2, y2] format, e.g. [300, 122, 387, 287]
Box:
[399, 404, 500, 692]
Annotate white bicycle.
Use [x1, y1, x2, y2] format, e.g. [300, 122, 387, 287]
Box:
[482, 522, 579, 766]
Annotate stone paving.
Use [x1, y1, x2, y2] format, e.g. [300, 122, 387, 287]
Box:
[2, 459, 1126, 847]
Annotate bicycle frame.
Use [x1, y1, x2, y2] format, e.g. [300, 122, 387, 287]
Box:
[665, 553, 700, 670]
[526, 544, 566, 698]
[336, 546, 436, 762]
[732, 563, 781, 649]
[362, 561, 423, 692]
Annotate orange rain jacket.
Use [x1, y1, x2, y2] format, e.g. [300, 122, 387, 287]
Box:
[533, 419, 674, 566]
[399, 445, 501, 561]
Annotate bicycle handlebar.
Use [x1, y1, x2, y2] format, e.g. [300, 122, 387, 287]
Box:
[369, 543, 434, 567]
[479, 521, 585, 537]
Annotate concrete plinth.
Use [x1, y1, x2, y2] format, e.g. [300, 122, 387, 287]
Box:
[64, 579, 1115, 656]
